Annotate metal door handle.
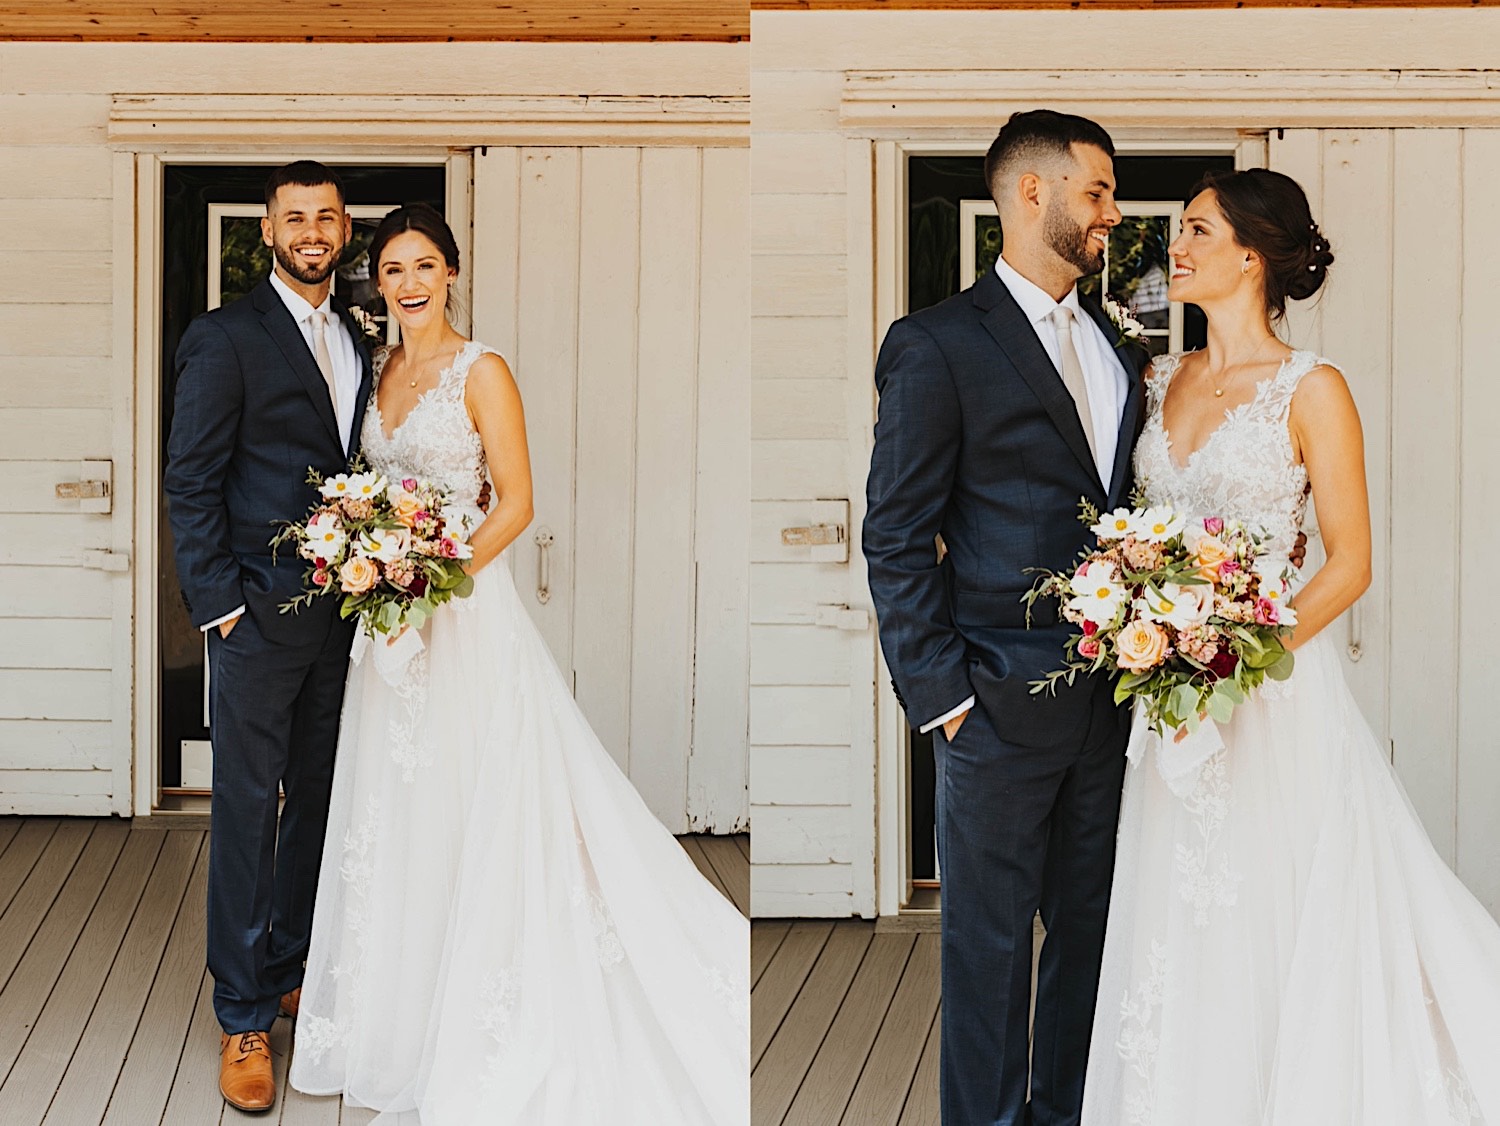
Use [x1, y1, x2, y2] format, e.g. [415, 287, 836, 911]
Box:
[1347, 603, 1363, 662]
[533, 527, 554, 605]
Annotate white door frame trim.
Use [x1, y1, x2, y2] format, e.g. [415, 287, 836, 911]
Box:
[842, 69, 1500, 133]
[110, 94, 751, 150]
[865, 125, 1266, 916]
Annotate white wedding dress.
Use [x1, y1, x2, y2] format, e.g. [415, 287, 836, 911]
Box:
[1082, 351, 1500, 1126]
[288, 342, 749, 1125]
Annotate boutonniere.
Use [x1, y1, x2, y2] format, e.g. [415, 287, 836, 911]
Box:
[1102, 296, 1147, 348]
[347, 305, 385, 345]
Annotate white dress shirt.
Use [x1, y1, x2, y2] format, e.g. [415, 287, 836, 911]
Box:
[200, 273, 362, 634]
[268, 270, 362, 453]
[920, 256, 1131, 735]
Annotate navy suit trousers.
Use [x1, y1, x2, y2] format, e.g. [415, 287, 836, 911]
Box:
[933, 694, 1128, 1126]
[205, 608, 355, 1033]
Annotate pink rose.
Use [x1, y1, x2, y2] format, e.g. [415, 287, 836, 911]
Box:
[312, 567, 330, 587]
[439, 538, 459, 559]
[1203, 516, 1224, 536]
[1255, 597, 1280, 626]
[402, 477, 418, 492]
[1079, 637, 1102, 660]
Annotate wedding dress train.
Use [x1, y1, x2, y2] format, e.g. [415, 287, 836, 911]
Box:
[1082, 351, 1500, 1126]
[288, 342, 748, 1125]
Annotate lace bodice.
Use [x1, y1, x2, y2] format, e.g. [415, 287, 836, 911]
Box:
[1133, 350, 1332, 556]
[362, 341, 496, 516]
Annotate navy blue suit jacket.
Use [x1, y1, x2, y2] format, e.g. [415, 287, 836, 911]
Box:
[864, 269, 1148, 749]
[165, 278, 373, 643]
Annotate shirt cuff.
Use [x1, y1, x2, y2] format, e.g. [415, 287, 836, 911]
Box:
[919, 696, 975, 735]
[200, 606, 246, 632]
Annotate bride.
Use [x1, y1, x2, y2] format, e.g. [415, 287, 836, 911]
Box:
[286, 203, 748, 1125]
[1082, 170, 1500, 1125]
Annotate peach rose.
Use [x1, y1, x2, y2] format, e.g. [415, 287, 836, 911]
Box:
[338, 555, 379, 594]
[1193, 535, 1232, 582]
[392, 494, 425, 528]
[1115, 619, 1171, 672]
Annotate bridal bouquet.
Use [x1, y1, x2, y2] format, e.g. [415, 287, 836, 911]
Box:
[1024, 499, 1297, 739]
[271, 460, 475, 638]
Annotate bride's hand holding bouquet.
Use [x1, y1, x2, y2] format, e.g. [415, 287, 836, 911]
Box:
[271, 459, 476, 639]
[1025, 498, 1298, 740]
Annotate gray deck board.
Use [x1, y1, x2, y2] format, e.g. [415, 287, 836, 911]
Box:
[45, 830, 202, 1126]
[752, 921, 873, 1125]
[0, 820, 745, 1126]
[0, 828, 165, 1124]
[99, 835, 210, 1126]
[752, 921, 943, 1126]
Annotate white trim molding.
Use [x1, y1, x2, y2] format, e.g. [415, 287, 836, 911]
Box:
[842, 69, 1500, 133]
[110, 93, 750, 149]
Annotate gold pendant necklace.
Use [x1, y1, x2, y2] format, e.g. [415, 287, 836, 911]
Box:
[1207, 337, 1277, 398]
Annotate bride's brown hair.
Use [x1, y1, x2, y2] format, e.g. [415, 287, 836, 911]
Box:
[366, 203, 463, 319]
[1193, 168, 1334, 322]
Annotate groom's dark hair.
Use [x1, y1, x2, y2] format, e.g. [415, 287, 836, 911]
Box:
[264, 160, 346, 209]
[984, 110, 1115, 206]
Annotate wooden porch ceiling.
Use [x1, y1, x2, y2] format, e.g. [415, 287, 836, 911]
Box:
[0, 0, 748, 42]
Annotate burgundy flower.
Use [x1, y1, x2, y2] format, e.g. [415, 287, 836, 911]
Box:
[1083, 620, 1098, 637]
[1207, 650, 1239, 680]
[409, 577, 428, 597]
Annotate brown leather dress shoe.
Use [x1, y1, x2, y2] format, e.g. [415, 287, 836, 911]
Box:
[219, 1030, 276, 1112]
[278, 987, 301, 1020]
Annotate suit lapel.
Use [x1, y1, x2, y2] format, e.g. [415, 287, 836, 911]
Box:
[973, 272, 1102, 492]
[253, 279, 342, 450]
[1077, 293, 1148, 510]
[333, 296, 374, 459]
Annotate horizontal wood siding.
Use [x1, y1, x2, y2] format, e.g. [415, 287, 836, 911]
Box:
[0, 81, 125, 814]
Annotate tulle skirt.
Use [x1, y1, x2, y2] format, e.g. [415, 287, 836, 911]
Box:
[1083, 633, 1500, 1125]
[287, 558, 749, 1125]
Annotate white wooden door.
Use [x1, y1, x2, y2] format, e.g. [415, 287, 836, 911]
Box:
[1272, 129, 1500, 916]
[470, 145, 749, 833]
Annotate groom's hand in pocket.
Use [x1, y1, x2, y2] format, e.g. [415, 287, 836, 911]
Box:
[943, 708, 969, 742]
[218, 614, 241, 639]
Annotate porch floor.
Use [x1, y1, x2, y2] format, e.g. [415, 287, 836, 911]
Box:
[0, 816, 748, 1126]
[752, 920, 940, 1126]
[752, 916, 1042, 1125]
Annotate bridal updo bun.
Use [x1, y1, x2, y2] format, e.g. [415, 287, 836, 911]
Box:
[1193, 168, 1334, 321]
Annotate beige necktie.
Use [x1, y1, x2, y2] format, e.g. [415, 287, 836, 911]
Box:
[309, 310, 340, 423]
[1048, 306, 1099, 470]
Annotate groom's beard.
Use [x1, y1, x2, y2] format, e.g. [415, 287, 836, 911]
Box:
[1044, 200, 1105, 277]
[273, 241, 341, 286]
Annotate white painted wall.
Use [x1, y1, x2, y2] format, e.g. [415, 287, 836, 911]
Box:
[0, 41, 749, 828]
[749, 8, 1500, 917]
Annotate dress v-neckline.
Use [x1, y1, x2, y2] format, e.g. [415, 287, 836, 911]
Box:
[374, 343, 470, 442]
[1158, 352, 1295, 472]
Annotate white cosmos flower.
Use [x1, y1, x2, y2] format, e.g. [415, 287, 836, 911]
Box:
[319, 473, 353, 500]
[1142, 582, 1213, 630]
[358, 526, 410, 563]
[439, 506, 472, 540]
[1137, 506, 1186, 544]
[1090, 507, 1143, 542]
[346, 472, 387, 500]
[1066, 560, 1128, 627]
[305, 512, 347, 560]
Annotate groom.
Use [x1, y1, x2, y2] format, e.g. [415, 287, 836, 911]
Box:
[165, 161, 371, 1111]
[865, 111, 1147, 1125]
